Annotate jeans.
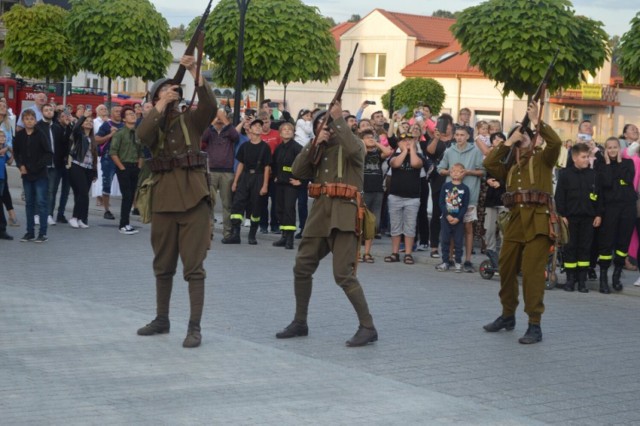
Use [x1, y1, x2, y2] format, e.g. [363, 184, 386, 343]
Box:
[23, 176, 49, 236]
[101, 156, 116, 195]
[0, 179, 5, 232]
[440, 218, 464, 264]
[48, 167, 70, 218]
[69, 163, 93, 223]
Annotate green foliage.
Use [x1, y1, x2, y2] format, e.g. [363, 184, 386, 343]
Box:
[347, 14, 361, 23]
[170, 24, 187, 41]
[618, 13, 640, 85]
[204, 0, 339, 89]
[67, 0, 172, 81]
[432, 10, 458, 19]
[184, 16, 201, 44]
[451, 0, 610, 98]
[1, 4, 78, 80]
[381, 78, 446, 116]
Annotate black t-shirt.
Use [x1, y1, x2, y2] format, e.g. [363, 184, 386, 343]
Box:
[237, 140, 271, 172]
[389, 151, 424, 198]
[363, 148, 384, 193]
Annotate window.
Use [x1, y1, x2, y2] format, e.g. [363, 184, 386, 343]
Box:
[363, 53, 386, 79]
[429, 52, 458, 64]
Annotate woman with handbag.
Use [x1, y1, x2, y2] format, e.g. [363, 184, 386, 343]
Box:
[67, 109, 98, 229]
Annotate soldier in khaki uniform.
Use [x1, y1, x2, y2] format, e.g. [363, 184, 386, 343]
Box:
[135, 56, 216, 348]
[275, 103, 377, 347]
[482, 102, 561, 344]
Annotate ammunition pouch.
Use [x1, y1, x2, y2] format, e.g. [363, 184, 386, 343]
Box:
[147, 151, 208, 173]
[308, 183, 359, 200]
[501, 189, 551, 209]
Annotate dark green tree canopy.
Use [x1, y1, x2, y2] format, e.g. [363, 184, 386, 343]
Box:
[451, 0, 610, 98]
[67, 0, 172, 81]
[204, 0, 339, 90]
[1, 4, 78, 80]
[381, 78, 446, 117]
[617, 12, 640, 85]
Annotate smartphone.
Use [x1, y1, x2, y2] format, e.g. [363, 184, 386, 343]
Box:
[436, 116, 450, 134]
[245, 108, 256, 117]
[86, 104, 92, 112]
[397, 106, 409, 116]
[365, 100, 376, 105]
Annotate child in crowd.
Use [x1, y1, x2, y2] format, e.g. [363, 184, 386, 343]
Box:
[474, 120, 490, 150]
[436, 163, 470, 272]
[555, 143, 602, 292]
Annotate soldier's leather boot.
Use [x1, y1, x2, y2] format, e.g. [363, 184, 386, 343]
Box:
[612, 264, 623, 291]
[285, 230, 294, 250]
[272, 230, 287, 247]
[222, 220, 241, 244]
[248, 222, 258, 245]
[182, 321, 201, 348]
[275, 320, 308, 338]
[599, 265, 610, 294]
[518, 323, 542, 344]
[137, 315, 170, 336]
[577, 268, 589, 293]
[346, 325, 378, 347]
[483, 315, 515, 332]
[563, 270, 576, 292]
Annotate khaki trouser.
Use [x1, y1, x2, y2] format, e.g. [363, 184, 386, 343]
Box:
[209, 171, 234, 238]
[292, 229, 373, 328]
[498, 234, 551, 325]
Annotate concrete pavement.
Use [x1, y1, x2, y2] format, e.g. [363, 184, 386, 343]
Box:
[2, 166, 640, 425]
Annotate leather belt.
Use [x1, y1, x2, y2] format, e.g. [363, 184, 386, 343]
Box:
[147, 151, 207, 173]
[502, 190, 551, 209]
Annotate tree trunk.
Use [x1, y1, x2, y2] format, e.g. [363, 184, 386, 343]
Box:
[107, 78, 112, 111]
[258, 80, 265, 106]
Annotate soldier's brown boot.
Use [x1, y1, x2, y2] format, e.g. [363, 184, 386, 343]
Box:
[275, 320, 308, 338]
[518, 323, 542, 344]
[182, 321, 202, 348]
[137, 316, 170, 336]
[483, 315, 515, 332]
[346, 325, 378, 347]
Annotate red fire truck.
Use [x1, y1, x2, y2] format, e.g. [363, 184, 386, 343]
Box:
[0, 77, 143, 114]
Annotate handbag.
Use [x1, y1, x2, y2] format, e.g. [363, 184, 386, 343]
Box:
[362, 207, 377, 241]
[135, 176, 156, 224]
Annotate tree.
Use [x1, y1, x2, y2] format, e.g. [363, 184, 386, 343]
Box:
[170, 24, 187, 41]
[1, 3, 78, 81]
[432, 10, 457, 19]
[451, 0, 610, 98]
[617, 13, 640, 85]
[347, 14, 361, 23]
[67, 0, 172, 106]
[204, 0, 339, 100]
[324, 16, 337, 28]
[380, 78, 446, 117]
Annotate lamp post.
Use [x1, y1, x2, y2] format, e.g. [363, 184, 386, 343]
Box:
[233, 0, 251, 126]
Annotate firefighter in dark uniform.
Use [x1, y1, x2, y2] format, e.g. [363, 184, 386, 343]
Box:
[271, 122, 303, 249]
[597, 136, 636, 293]
[135, 56, 216, 348]
[228, 119, 271, 245]
[555, 142, 602, 293]
[275, 102, 378, 347]
[482, 102, 561, 344]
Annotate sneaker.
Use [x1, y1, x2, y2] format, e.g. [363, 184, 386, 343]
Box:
[119, 225, 139, 235]
[34, 235, 48, 243]
[243, 219, 250, 227]
[455, 263, 463, 273]
[430, 250, 441, 258]
[68, 217, 80, 229]
[34, 215, 40, 225]
[47, 215, 56, 226]
[56, 216, 68, 224]
[0, 231, 14, 240]
[78, 220, 90, 229]
[634, 276, 640, 287]
[435, 262, 449, 272]
[104, 211, 115, 220]
[416, 244, 429, 252]
[20, 233, 35, 242]
[463, 261, 475, 273]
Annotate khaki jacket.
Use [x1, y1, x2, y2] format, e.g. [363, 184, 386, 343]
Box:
[136, 85, 217, 213]
[483, 122, 561, 243]
[292, 116, 364, 237]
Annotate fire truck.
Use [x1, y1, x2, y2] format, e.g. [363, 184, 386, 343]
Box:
[0, 77, 143, 114]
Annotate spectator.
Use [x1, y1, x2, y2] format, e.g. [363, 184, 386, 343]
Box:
[436, 163, 470, 272]
[474, 120, 491, 156]
[488, 119, 502, 134]
[0, 100, 19, 228]
[93, 104, 108, 134]
[412, 123, 431, 252]
[95, 105, 124, 220]
[294, 109, 313, 146]
[483, 132, 507, 267]
[202, 108, 239, 243]
[16, 92, 47, 131]
[0, 132, 12, 240]
[619, 123, 638, 150]
[260, 99, 293, 129]
[257, 111, 282, 234]
[345, 115, 358, 133]
[68, 109, 98, 229]
[455, 107, 474, 142]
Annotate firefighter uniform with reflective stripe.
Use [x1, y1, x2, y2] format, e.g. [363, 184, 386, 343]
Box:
[555, 164, 602, 274]
[598, 158, 636, 268]
[272, 138, 303, 233]
[230, 140, 271, 225]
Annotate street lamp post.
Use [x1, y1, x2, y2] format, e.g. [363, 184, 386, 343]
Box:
[233, 0, 251, 126]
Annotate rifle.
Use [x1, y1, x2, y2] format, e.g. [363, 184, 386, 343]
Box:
[171, 0, 213, 88]
[311, 43, 359, 165]
[502, 49, 559, 166]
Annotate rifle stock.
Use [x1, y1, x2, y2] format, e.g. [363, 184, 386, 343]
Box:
[171, 0, 213, 86]
[311, 43, 359, 165]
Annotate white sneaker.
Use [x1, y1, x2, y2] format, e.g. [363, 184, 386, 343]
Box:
[455, 263, 463, 273]
[416, 244, 429, 252]
[78, 220, 89, 229]
[634, 276, 640, 287]
[435, 262, 449, 272]
[243, 218, 250, 227]
[69, 218, 79, 229]
[47, 215, 56, 226]
[34, 215, 40, 225]
[119, 225, 139, 235]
